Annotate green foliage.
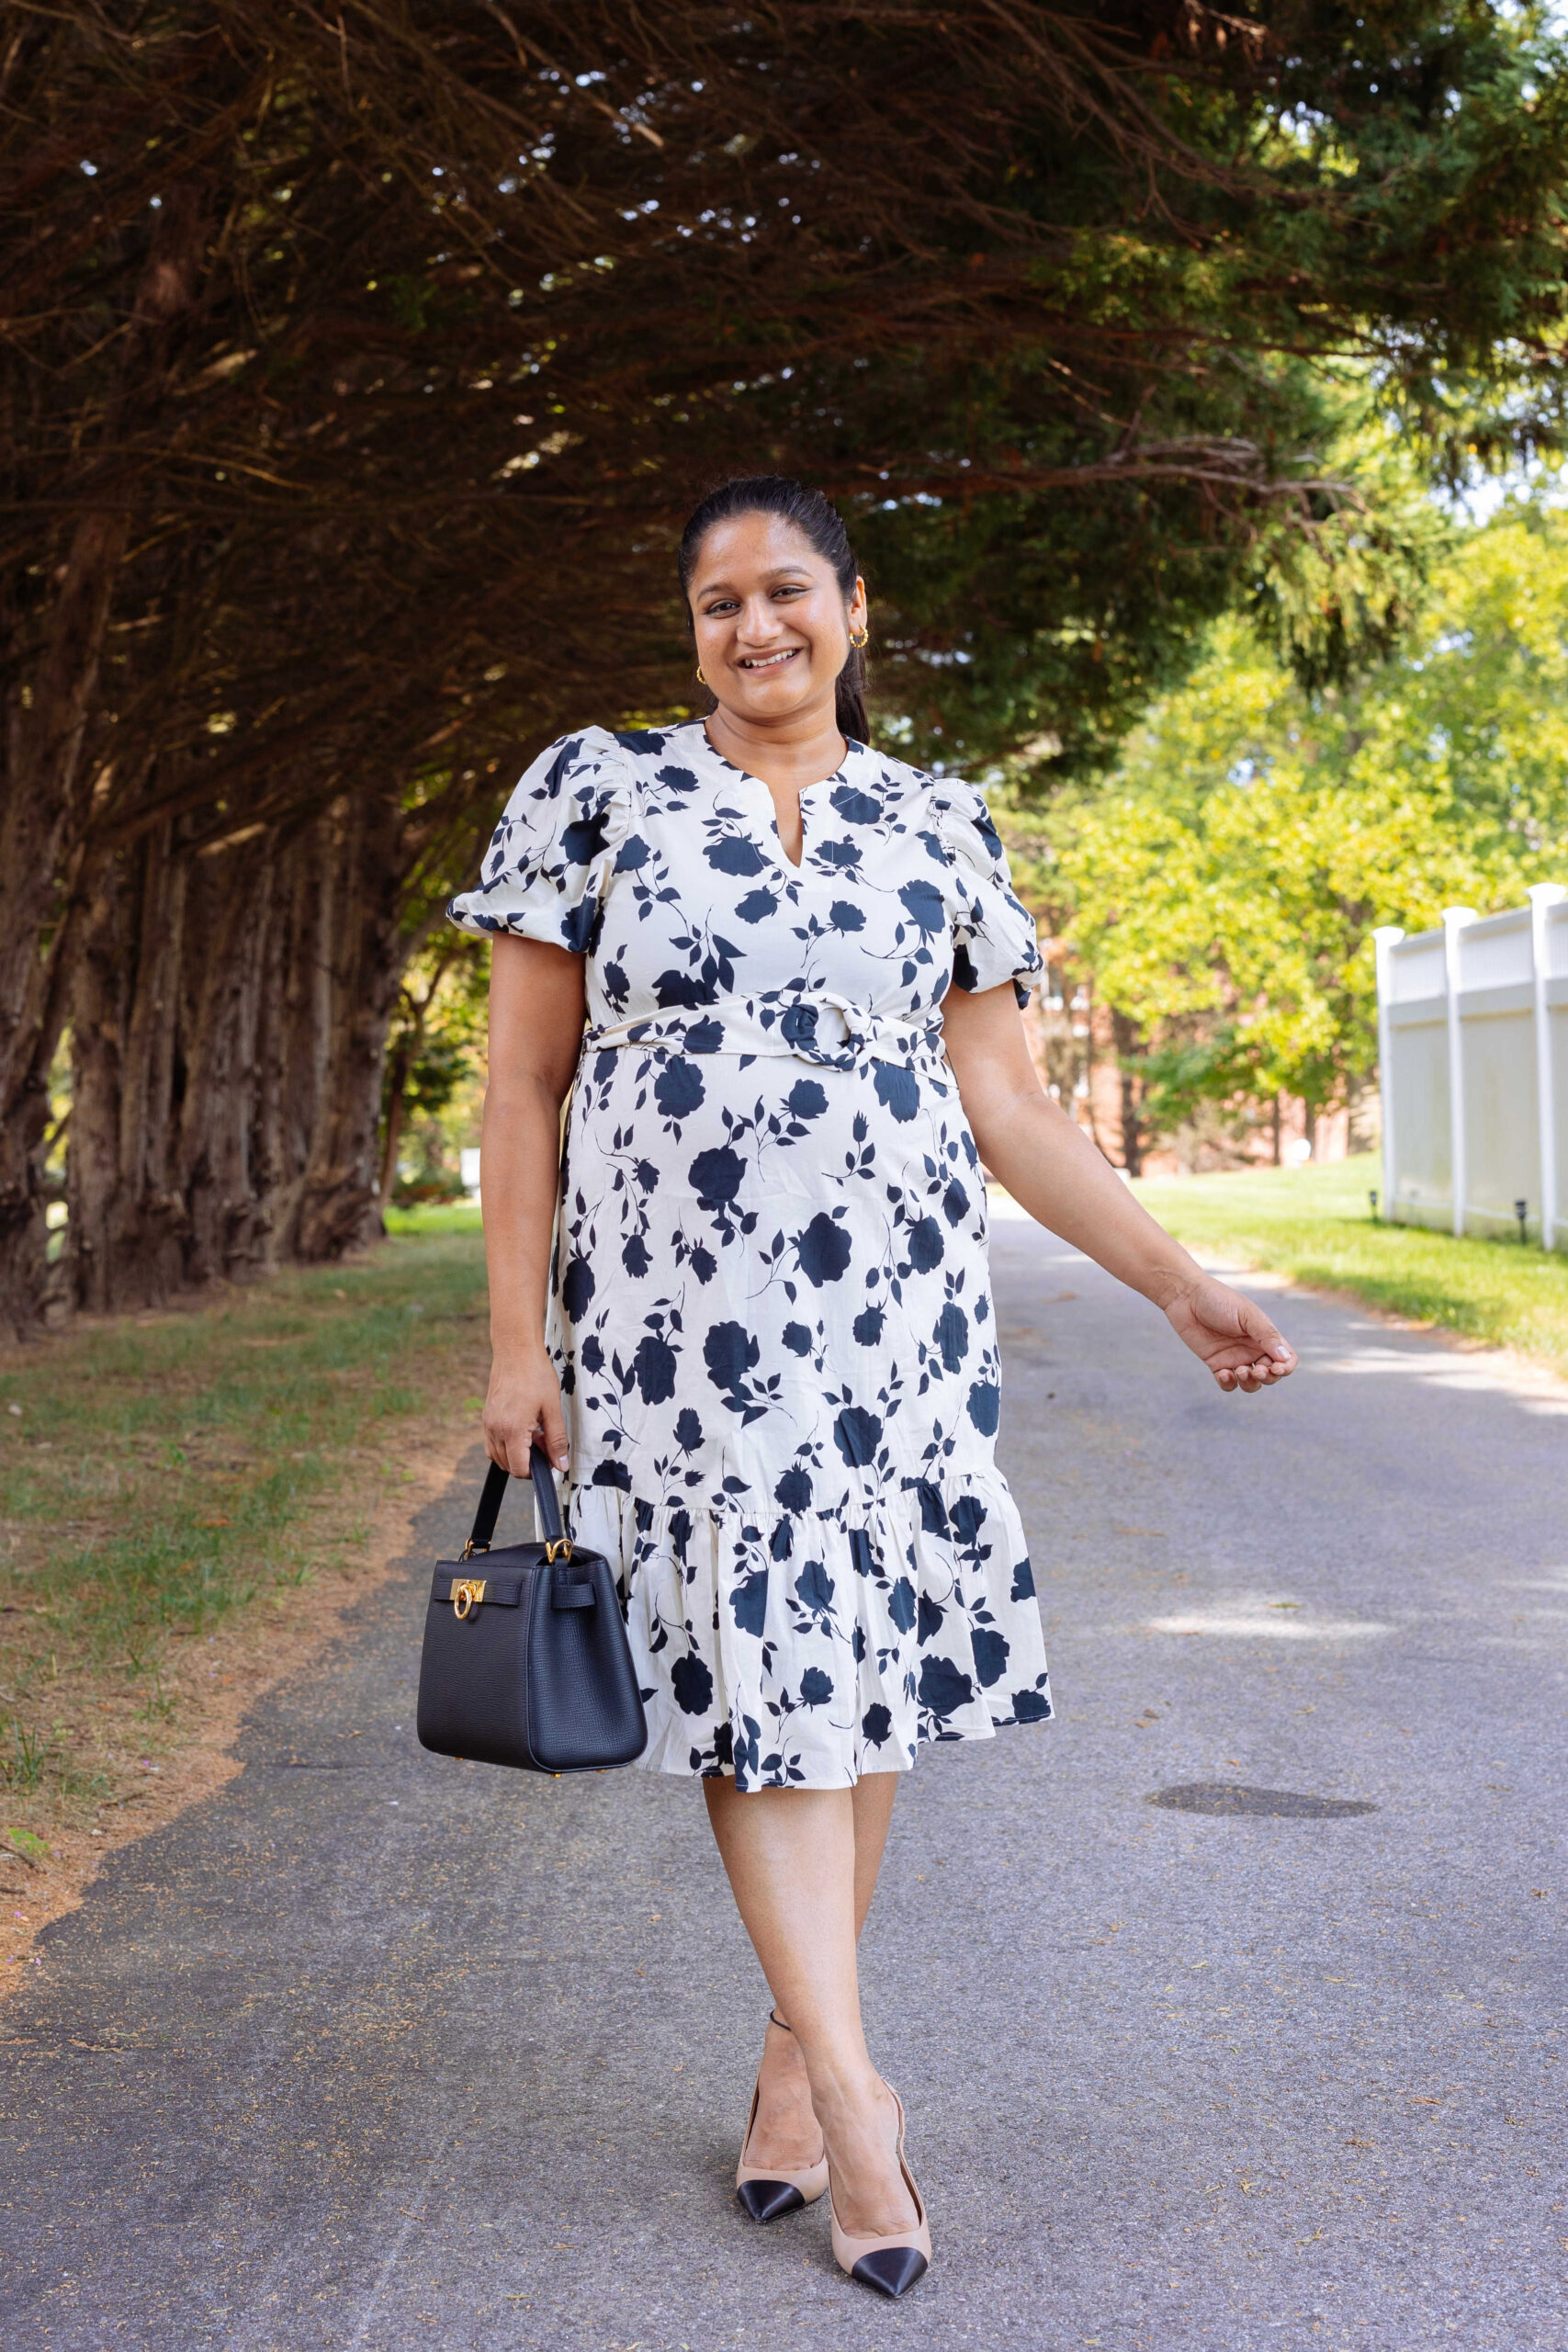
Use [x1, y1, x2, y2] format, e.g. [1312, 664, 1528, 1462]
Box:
[380, 935, 489, 1199]
[1040, 496, 1568, 1138]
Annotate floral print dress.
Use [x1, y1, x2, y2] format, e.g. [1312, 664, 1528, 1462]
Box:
[446, 719, 1053, 1791]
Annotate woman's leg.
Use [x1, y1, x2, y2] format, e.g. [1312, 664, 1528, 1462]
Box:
[732, 1770, 899, 2172]
[849, 1770, 898, 1934]
[705, 1775, 916, 2235]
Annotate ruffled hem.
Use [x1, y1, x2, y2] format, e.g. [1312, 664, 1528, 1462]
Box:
[562, 1470, 1053, 1793]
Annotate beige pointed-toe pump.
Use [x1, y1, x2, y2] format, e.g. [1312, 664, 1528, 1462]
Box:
[828, 2084, 931, 2298]
[735, 2011, 829, 2223]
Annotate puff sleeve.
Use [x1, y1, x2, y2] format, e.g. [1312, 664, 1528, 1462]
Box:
[938, 782, 1045, 1005]
[446, 728, 633, 956]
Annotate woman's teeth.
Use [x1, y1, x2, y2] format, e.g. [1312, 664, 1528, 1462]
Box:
[739, 649, 800, 670]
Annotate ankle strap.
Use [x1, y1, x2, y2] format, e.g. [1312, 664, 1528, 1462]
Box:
[768, 2007, 793, 2034]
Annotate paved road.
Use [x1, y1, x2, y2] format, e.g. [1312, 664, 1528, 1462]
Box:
[5, 1216, 1566, 2351]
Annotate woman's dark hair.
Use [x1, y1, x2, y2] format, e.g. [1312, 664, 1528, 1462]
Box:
[677, 475, 868, 742]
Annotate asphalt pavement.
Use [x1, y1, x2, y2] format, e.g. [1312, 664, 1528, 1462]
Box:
[4, 1212, 1565, 2352]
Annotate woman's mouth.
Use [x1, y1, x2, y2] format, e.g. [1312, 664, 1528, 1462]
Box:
[738, 648, 802, 672]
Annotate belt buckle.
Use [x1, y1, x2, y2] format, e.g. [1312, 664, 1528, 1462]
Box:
[782, 1000, 857, 1068]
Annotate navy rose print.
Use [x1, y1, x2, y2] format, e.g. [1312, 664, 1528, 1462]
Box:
[447, 719, 1053, 1790]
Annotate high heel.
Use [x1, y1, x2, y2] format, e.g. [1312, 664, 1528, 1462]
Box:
[828, 2084, 931, 2299]
[735, 2010, 829, 2222]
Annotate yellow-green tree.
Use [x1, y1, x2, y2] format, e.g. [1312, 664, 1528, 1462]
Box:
[1040, 501, 1568, 1162]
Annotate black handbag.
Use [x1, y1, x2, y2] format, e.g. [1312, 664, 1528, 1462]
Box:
[416, 1442, 648, 1774]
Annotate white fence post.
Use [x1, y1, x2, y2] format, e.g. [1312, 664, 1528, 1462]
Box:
[1441, 907, 1477, 1238]
[1530, 883, 1566, 1253]
[1372, 925, 1404, 1219]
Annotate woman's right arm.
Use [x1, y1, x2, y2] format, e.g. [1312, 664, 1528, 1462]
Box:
[479, 933, 588, 1475]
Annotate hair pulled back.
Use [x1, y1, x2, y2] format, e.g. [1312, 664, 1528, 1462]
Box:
[677, 475, 868, 742]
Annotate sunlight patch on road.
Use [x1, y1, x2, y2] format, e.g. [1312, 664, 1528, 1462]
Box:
[1145, 1600, 1393, 1642]
[1312, 1343, 1568, 1415]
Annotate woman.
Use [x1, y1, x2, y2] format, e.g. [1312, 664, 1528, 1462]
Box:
[447, 476, 1296, 2298]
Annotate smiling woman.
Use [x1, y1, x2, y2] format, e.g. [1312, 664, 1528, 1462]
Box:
[681, 477, 869, 777]
[443, 474, 1297, 2297]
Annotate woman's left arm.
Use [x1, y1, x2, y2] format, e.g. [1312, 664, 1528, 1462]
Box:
[942, 983, 1298, 1395]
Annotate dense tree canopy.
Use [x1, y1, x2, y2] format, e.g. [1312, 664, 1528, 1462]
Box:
[4, 0, 1567, 1325]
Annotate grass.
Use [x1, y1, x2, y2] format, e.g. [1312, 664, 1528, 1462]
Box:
[1133, 1155, 1568, 1378]
[384, 1198, 484, 1238]
[0, 1216, 491, 1826]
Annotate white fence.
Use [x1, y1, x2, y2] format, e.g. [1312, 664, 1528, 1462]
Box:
[1375, 888, 1568, 1250]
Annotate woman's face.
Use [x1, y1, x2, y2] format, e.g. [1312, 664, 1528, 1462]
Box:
[689, 512, 866, 727]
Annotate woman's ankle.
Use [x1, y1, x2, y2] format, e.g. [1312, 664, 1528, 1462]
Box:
[802, 2058, 887, 2128]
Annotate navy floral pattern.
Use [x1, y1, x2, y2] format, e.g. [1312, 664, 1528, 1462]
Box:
[447, 719, 1053, 1790]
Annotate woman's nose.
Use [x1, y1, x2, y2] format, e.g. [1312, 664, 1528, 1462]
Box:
[737, 597, 785, 641]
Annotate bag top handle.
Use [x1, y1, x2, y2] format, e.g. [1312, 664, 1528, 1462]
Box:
[464, 1442, 565, 1558]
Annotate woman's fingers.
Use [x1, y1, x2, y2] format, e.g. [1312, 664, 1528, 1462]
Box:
[481, 1358, 570, 1477]
[538, 1390, 570, 1473]
[1196, 1302, 1295, 1393]
[1215, 1349, 1292, 1393]
[1231, 1293, 1293, 1363]
[484, 1411, 562, 1474]
[1194, 1283, 1296, 1389]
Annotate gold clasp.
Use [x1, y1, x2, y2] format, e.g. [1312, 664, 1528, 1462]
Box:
[451, 1578, 487, 1619]
[544, 1537, 573, 1563]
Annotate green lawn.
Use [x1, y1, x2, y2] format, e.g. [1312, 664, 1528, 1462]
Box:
[0, 1222, 491, 1822]
[1133, 1156, 1568, 1377]
[384, 1198, 484, 1237]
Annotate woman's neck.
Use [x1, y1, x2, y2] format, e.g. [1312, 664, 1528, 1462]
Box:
[703, 699, 847, 791]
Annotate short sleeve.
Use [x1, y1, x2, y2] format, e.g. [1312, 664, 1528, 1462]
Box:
[446, 728, 633, 956]
[938, 782, 1045, 1005]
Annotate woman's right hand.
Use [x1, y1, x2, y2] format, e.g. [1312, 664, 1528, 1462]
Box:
[482, 1343, 569, 1476]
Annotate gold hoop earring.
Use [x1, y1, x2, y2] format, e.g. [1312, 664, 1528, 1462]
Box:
[849, 627, 869, 650]
[695, 665, 707, 684]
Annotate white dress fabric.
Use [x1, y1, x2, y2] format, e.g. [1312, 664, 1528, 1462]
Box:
[447, 719, 1053, 1791]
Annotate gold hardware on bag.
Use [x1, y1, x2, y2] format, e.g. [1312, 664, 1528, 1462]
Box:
[459, 1537, 490, 1563]
[544, 1536, 573, 1563]
[451, 1578, 487, 1619]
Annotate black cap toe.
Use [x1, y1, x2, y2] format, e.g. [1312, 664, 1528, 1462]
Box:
[851, 2245, 929, 2298]
[737, 2178, 807, 2223]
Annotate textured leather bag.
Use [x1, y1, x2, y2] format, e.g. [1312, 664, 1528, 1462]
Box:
[416, 1443, 647, 1774]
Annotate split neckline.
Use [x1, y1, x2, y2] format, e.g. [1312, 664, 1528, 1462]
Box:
[693, 721, 858, 875]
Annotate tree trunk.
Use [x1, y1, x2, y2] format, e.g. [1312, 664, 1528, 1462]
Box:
[0, 511, 124, 1332]
[64, 830, 191, 1314]
[65, 823, 286, 1313]
[284, 792, 408, 1261]
[253, 814, 333, 1260]
[378, 1040, 412, 1210]
[0, 185, 213, 1329]
[1271, 1092, 1283, 1167]
[1110, 1009, 1145, 1178]
[175, 841, 275, 1288]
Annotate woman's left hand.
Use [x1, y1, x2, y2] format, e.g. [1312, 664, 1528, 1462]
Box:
[1160, 1273, 1298, 1394]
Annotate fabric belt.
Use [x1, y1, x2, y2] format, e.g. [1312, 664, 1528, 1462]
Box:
[583, 989, 952, 1077]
